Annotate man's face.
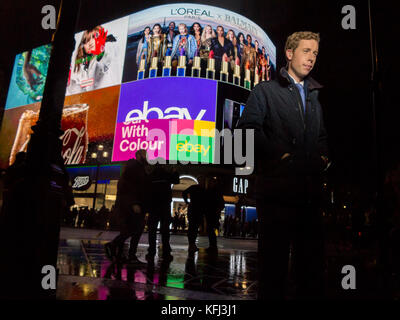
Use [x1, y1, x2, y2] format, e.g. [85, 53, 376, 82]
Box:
[286, 39, 319, 81]
[178, 25, 186, 35]
[217, 27, 224, 37]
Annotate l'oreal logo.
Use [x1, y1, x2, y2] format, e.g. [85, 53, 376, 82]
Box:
[124, 101, 207, 123]
[170, 8, 214, 17]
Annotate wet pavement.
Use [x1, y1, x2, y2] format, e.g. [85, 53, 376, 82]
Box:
[57, 228, 399, 300]
[56, 228, 258, 300]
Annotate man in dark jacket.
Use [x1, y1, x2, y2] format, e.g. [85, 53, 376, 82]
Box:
[146, 161, 180, 262]
[104, 149, 152, 265]
[237, 31, 330, 299]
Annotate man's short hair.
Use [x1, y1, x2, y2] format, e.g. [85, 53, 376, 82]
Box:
[285, 31, 320, 54]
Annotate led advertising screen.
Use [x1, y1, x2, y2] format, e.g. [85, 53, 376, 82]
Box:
[0, 3, 275, 169]
[4, 44, 52, 110]
[66, 16, 129, 95]
[0, 44, 52, 168]
[113, 77, 217, 163]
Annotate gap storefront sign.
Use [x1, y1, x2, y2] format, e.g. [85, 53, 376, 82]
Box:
[112, 77, 217, 163]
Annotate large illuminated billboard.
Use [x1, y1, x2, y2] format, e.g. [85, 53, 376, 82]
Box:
[0, 3, 275, 169]
[4, 44, 52, 110]
[66, 16, 129, 95]
[113, 77, 217, 163]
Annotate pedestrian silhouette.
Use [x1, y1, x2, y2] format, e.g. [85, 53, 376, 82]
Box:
[104, 149, 152, 266]
[146, 159, 179, 262]
[204, 177, 224, 254]
[182, 176, 212, 254]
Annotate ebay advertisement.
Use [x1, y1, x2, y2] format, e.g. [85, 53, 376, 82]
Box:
[112, 77, 217, 162]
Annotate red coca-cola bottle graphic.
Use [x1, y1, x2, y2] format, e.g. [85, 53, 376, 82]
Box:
[9, 110, 39, 165]
[60, 104, 89, 165]
[9, 104, 89, 166]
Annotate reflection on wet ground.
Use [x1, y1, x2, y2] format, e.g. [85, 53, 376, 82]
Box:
[57, 230, 258, 300]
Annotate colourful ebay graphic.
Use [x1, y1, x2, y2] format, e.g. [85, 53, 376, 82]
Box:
[170, 134, 214, 163]
[112, 77, 217, 162]
[112, 119, 216, 162]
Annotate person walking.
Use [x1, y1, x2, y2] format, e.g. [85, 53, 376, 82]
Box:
[204, 177, 224, 254]
[146, 162, 179, 262]
[182, 176, 207, 254]
[104, 149, 152, 265]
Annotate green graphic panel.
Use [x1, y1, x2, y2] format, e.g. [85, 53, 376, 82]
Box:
[170, 134, 214, 163]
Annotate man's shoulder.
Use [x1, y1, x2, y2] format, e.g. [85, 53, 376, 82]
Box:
[251, 79, 280, 94]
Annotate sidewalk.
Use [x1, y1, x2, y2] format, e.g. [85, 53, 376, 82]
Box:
[57, 227, 394, 300]
[57, 227, 258, 300]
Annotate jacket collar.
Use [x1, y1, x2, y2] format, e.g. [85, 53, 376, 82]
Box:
[279, 67, 323, 90]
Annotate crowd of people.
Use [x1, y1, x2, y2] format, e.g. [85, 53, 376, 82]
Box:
[135, 21, 271, 81]
[62, 205, 260, 239]
[61, 205, 116, 230]
[223, 215, 258, 238]
[171, 211, 187, 233]
[97, 150, 226, 265]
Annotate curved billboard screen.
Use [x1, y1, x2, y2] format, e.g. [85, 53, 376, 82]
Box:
[0, 2, 275, 168]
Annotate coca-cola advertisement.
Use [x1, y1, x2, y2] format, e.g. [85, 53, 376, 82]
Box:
[60, 104, 89, 165]
[1, 104, 89, 167]
[0, 85, 120, 169]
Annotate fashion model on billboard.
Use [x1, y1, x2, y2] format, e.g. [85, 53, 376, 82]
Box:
[197, 24, 216, 76]
[165, 21, 177, 53]
[259, 47, 271, 81]
[147, 24, 167, 66]
[241, 34, 257, 79]
[171, 23, 197, 65]
[136, 26, 151, 68]
[190, 22, 203, 51]
[210, 26, 234, 73]
[199, 25, 216, 59]
[226, 29, 241, 72]
[238, 33, 246, 63]
[67, 26, 120, 94]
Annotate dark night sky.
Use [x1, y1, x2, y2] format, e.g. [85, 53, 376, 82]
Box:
[0, 0, 396, 191]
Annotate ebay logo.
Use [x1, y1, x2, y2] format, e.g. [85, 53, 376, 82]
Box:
[124, 101, 207, 122]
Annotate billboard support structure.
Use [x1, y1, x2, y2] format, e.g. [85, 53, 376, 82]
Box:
[0, 0, 81, 299]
